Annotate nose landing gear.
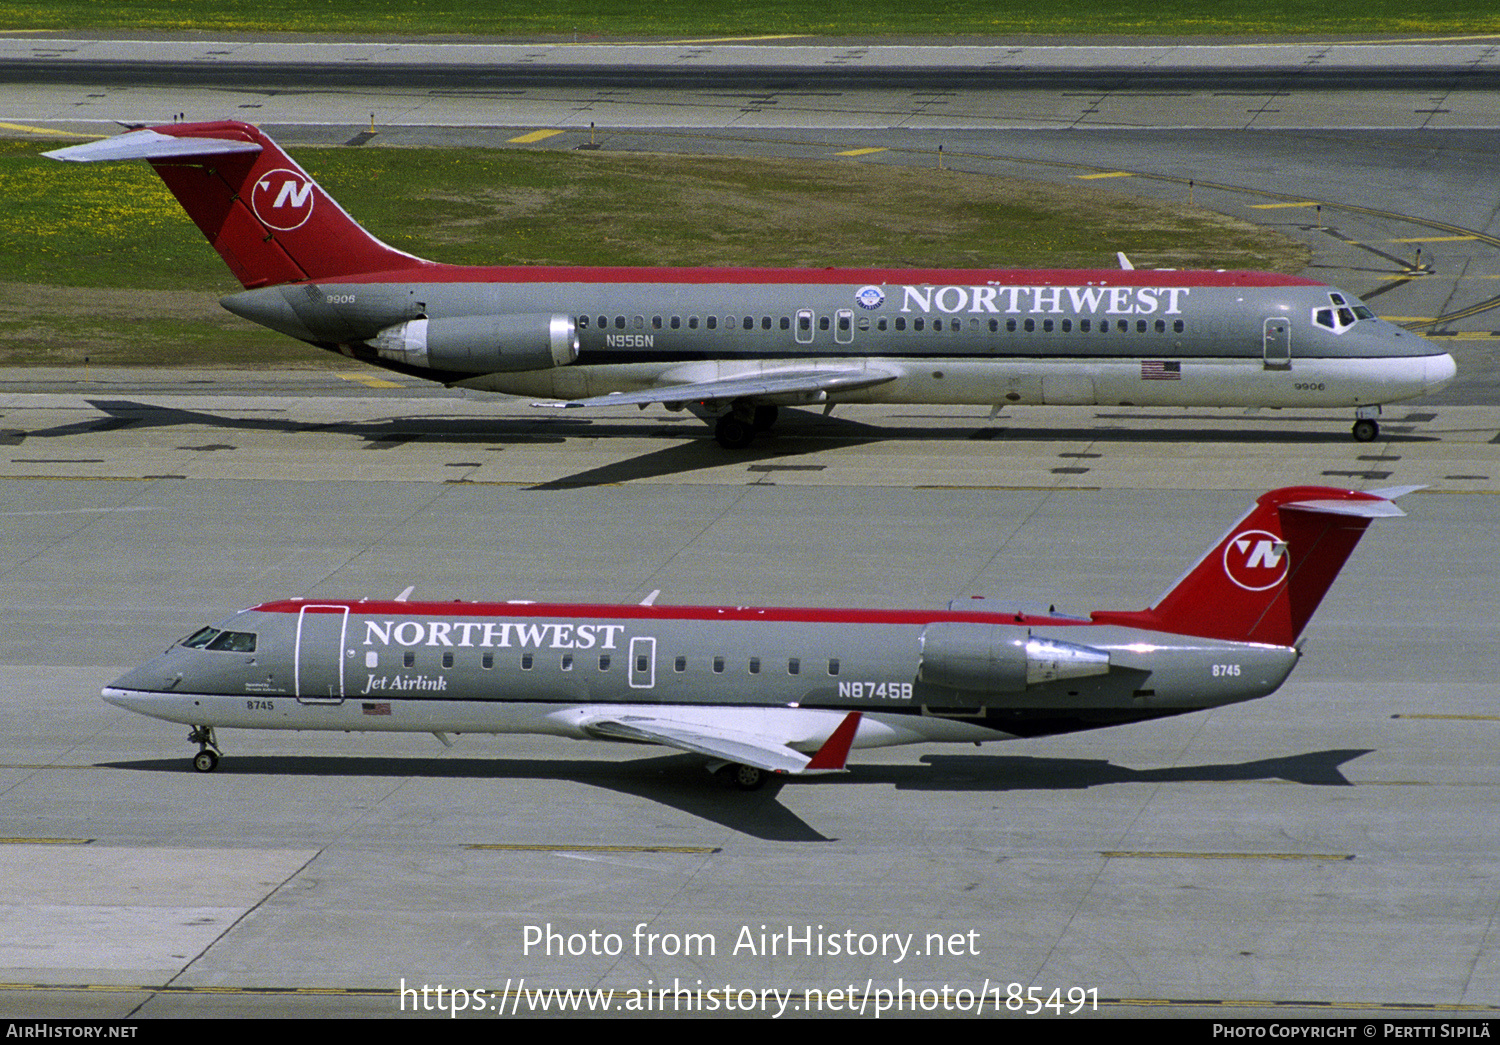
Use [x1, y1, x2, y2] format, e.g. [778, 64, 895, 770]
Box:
[189, 725, 221, 772]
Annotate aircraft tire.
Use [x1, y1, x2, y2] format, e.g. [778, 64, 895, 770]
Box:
[1352, 419, 1379, 442]
[751, 405, 779, 431]
[730, 764, 764, 791]
[193, 749, 219, 773]
[715, 415, 754, 450]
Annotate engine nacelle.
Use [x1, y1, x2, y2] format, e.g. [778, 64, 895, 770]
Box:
[918, 623, 1110, 693]
[368, 314, 579, 373]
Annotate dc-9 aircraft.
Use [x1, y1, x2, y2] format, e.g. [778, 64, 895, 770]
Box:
[46, 122, 1453, 446]
[104, 485, 1412, 788]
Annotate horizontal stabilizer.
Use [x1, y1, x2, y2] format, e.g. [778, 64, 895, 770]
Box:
[44, 129, 263, 163]
[536, 368, 897, 410]
[1283, 496, 1406, 518]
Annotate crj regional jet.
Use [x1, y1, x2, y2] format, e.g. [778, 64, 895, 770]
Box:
[47, 121, 1453, 447]
[105, 486, 1410, 788]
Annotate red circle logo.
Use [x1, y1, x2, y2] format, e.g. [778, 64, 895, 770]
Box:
[1223, 529, 1289, 592]
[250, 168, 315, 231]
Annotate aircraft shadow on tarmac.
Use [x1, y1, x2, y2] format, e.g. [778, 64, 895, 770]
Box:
[100, 747, 1371, 842]
[66, 397, 1440, 444]
[909, 748, 1372, 791]
[0, 397, 1439, 489]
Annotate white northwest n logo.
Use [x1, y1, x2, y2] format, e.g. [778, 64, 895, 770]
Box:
[272, 180, 313, 209]
[1223, 529, 1289, 592]
[1236, 537, 1283, 569]
[249, 168, 316, 232]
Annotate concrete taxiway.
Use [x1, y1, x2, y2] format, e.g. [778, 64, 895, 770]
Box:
[0, 373, 1493, 1019]
[0, 35, 1497, 1019]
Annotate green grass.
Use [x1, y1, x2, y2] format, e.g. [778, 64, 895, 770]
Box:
[10, 139, 1307, 365]
[4, 0, 1497, 37]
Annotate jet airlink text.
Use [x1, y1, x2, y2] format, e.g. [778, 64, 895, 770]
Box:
[363, 619, 627, 650]
[898, 284, 1191, 315]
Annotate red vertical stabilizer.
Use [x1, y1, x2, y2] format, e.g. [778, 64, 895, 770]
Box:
[1092, 486, 1411, 646]
[46, 120, 425, 289]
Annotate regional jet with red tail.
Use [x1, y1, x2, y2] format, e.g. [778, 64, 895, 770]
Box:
[46, 122, 1452, 446]
[104, 486, 1412, 788]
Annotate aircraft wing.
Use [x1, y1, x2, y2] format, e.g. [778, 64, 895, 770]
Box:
[534, 368, 898, 410]
[584, 711, 861, 775]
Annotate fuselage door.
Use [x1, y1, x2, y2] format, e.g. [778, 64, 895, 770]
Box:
[795, 309, 814, 345]
[1263, 317, 1291, 370]
[629, 636, 656, 690]
[295, 604, 349, 704]
[835, 308, 854, 344]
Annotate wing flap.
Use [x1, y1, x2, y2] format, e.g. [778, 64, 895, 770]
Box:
[588, 716, 812, 773]
[535, 368, 896, 410]
[586, 710, 862, 775]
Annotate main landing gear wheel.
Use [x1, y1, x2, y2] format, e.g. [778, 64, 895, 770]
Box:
[1352, 419, 1380, 442]
[729, 764, 764, 791]
[751, 405, 779, 431]
[188, 724, 221, 773]
[714, 414, 755, 450]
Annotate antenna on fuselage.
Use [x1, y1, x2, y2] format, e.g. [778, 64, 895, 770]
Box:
[395, 585, 415, 602]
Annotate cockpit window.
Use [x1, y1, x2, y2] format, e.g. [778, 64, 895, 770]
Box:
[207, 630, 257, 653]
[1313, 293, 1373, 334]
[179, 627, 256, 652]
[180, 627, 220, 648]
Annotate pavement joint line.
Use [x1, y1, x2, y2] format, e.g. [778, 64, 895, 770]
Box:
[466, 843, 720, 853]
[1100, 851, 1354, 860]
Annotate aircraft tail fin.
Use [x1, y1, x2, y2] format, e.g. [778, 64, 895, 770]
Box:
[1093, 486, 1414, 646]
[44, 121, 425, 289]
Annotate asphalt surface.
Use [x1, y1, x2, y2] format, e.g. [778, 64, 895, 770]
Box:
[0, 35, 1496, 1021]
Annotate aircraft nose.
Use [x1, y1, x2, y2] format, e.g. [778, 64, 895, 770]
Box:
[1425, 352, 1458, 392]
[105, 658, 179, 695]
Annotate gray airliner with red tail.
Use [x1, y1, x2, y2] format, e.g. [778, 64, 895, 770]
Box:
[47, 122, 1452, 446]
[104, 486, 1412, 788]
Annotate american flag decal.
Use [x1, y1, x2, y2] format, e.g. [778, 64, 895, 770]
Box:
[1141, 360, 1181, 380]
[362, 702, 392, 716]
